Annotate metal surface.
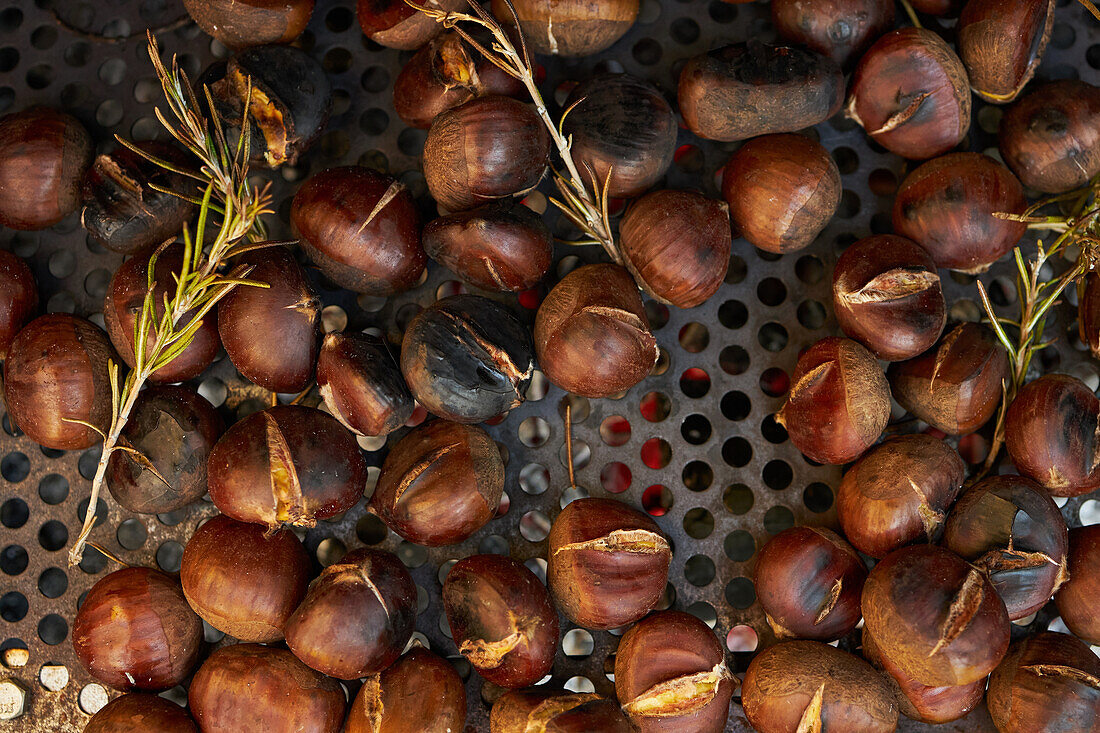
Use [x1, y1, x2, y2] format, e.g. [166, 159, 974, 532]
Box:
[0, 0, 1098, 730]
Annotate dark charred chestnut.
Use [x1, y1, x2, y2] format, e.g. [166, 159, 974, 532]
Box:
[371, 419, 504, 546]
[678, 42, 844, 142]
[423, 201, 553, 292]
[753, 526, 867, 641]
[358, 0, 466, 50]
[182, 0, 314, 48]
[847, 28, 971, 160]
[189, 644, 346, 733]
[1055, 526, 1100, 645]
[534, 263, 657, 398]
[958, 0, 1053, 104]
[442, 554, 558, 689]
[401, 294, 533, 423]
[743, 640, 898, 733]
[317, 331, 413, 437]
[346, 647, 467, 733]
[776, 337, 890, 465]
[491, 689, 632, 733]
[614, 610, 736, 733]
[72, 567, 204, 691]
[0, 249, 36, 361]
[888, 322, 1010, 435]
[546, 497, 671, 630]
[84, 693, 198, 733]
[1082, 272, 1100, 360]
[862, 544, 1010, 687]
[721, 133, 840, 255]
[772, 0, 894, 69]
[207, 405, 368, 530]
[2, 314, 115, 450]
[491, 0, 638, 57]
[0, 107, 92, 230]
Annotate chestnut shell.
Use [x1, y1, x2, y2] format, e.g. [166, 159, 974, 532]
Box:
[490, 690, 632, 733]
[357, 0, 466, 50]
[0, 249, 37, 361]
[84, 693, 198, 733]
[771, 0, 895, 69]
[491, 0, 639, 57]
[957, 0, 1054, 104]
[346, 647, 467, 733]
[317, 331, 414, 438]
[182, 0, 314, 48]
[1055, 526, 1100, 645]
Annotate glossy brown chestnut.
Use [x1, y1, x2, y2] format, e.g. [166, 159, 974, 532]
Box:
[846, 28, 970, 160]
[0, 249, 36, 360]
[742, 640, 898, 733]
[189, 644, 346, 733]
[534, 263, 658, 398]
[1055, 526, 1100, 645]
[2, 314, 115, 450]
[614, 610, 736, 733]
[357, 0, 465, 49]
[84, 693, 198, 733]
[72, 567, 204, 691]
[182, 0, 314, 48]
[721, 133, 840, 255]
[0, 107, 92, 230]
[207, 405, 368, 530]
[776, 337, 890, 465]
[490, 689, 632, 733]
[546, 497, 671, 630]
[909, 0, 961, 14]
[771, 0, 894, 69]
[619, 190, 731, 308]
[346, 647, 467, 733]
[291, 166, 425, 295]
[180, 514, 311, 642]
[317, 331, 413, 437]
[862, 544, 1010, 687]
[958, 0, 1053, 104]
[442, 554, 558, 689]
[1082, 272, 1100, 359]
[888, 322, 1010, 434]
[491, 0, 638, 57]
[371, 419, 504, 546]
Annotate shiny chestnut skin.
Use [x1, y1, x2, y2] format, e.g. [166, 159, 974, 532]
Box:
[291, 166, 425, 295]
[189, 644, 346, 733]
[862, 544, 1010, 687]
[753, 526, 867, 641]
[837, 434, 965, 558]
[1083, 272, 1100, 359]
[180, 514, 311, 642]
[442, 554, 558, 689]
[357, 0, 465, 50]
[721, 133, 840, 255]
[423, 201, 553, 292]
[0, 249, 36, 360]
[491, 0, 638, 57]
[547, 497, 671, 630]
[615, 610, 736, 733]
[317, 331, 413, 438]
[777, 337, 890, 465]
[371, 419, 504, 546]
[182, 0, 314, 48]
[490, 690, 632, 733]
[207, 405, 368, 530]
[106, 385, 223, 514]
[909, 0, 961, 14]
[888, 322, 1010, 434]
[534, 263, 657, 398]
[847, 28, 971, 160]
[0, 107, 92, 230]
[84, 693, 198, 733]
[346, 647, 467, 733]
[832, 235, 946, 361]
[218, 247, 321, 393]
[771, 0, 894, 69]
[743, 640, 898, 733]
[1055, 526, 1100, 645]
[2, 314, 115, 450]
[958, 0, 1053, 104]
[72, 567, 204, 692]
[678, 42, 844, 142]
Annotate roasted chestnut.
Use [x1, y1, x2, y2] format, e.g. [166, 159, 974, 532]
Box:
[958, 0, 1053, 104]
[908, 0, 961, 14]
[72, 567, 204, 691]
[442, 554, 559, 689]
[491, 0, 638, 56]
[0, 249, 37, 361]
[84, 693, 198, 733]
[776, 337, 890, 465]
[317, 331, 414, 437]
[1055, 526, 1100, 645]
[771, 0, 894, 69]
[346, 647, 467, 733]
[1082, 272, 1100, 359]
[182, 0, 314, 48]
[490, 689, 632, 733]
[371, 419, 504, 546]
[357, 0, 466, 50]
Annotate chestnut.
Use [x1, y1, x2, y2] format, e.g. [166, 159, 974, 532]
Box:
[742, 640, 898, 733]
[678, 41, 844, 142]
[847, 28, 970, 160]
[0, 107, 93, 230]
[72, 567, 204, 692]
[189, 644, 346, 733]
[217, 247, 321, 394]
[1055, 526, 1100, 645]
[909, 0, 961, 14]
[0, 249, 37, 361]
[180, 514, 311, 642]
[491, 0, 638, 57]
[291, 166, 425, 296]
[753, 526, 867, 641]
[1082, 272, 1100, 360]
[619, 189, 732, 308]
[105, 384, 224, 514]
[317, 331, 414, 438]
[423, 96, 551, 212]
[958, 0, 1053, 104]
[837, 434, 965, 558]
[490, 689, 632, 733]
[346, 647, 467, 733]
[422, 201, 553, 292]
[893, 153, 1027, 272]
[371, 419, 504, 546]
[401, 294, 534, 423]
[2, 314, 115, 450]
[442, 554, 558, 689]
[182, 0, 314, 48]
[887, 322, 1010, 435]
[720, 133, 840, 255]
[832, 234, 946, 361]
[546, 497, 671, 630]
[207, 405, 368, 530]
[84, 693, 198, 733]
[534, 263, 657, 398]
[862, 544, 1010, 687]
[771, 0, 894, 69]
[614, 610, 736, 733]
[357, 0, 466, 50]
[776, 337, 890, 465]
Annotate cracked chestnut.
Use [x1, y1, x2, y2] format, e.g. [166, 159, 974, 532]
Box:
[771, 0, 894, 69]
[1055, 526, 1100, 645]
[491, 0, 638, 57]
[182, 0, 314, 48]
[958, 0, 1053, 104]
[346, 647, 467, 733]
[0, 249, 36, 361]
[490, 689, 632, 733]
[357, 0, 465, 50]
[317, 331, 414, 438]
[85, 693, 198, 733]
